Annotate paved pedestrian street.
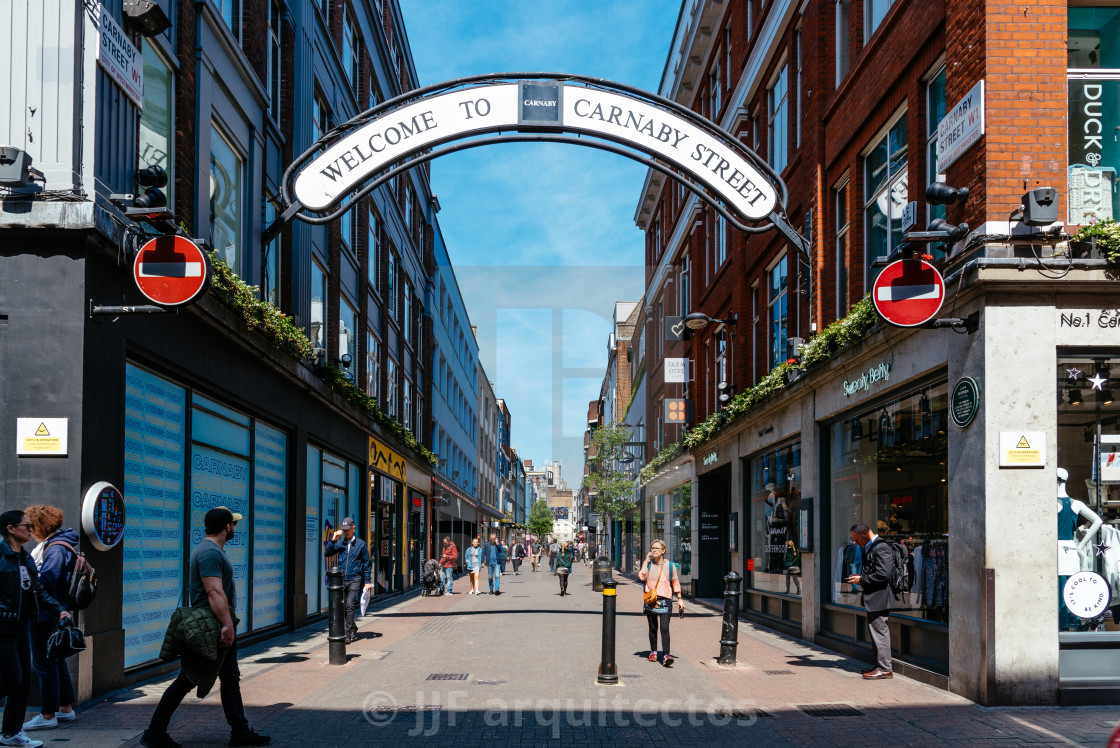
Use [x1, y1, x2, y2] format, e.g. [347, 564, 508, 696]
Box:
[43, 568, 1120, 747]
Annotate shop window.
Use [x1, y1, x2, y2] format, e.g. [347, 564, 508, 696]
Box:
[672, 484, 693, 588]
[1056, 355, 1120, 632]
[865, 0, 896, 40]
[122, 365, 187, 667]
[310, 260, 326, 349]
[1069, 8, 1120, 222]
[262, 198, 281, 306]
[340, 297, 357, 364]
[926, 68, 948, 260]
[863, 112, 908, 290]
[835, 0, 850, 86]
[768, 64, 789, 174]
[748, 441, 802, 597]
[267, 0, 281, 123]
[828, 381, 949, 624]
[209, 126, 243, 275]
[367, 332, 380, 401]
[768, 255, 789, 369]
[139, 45, 173, 209]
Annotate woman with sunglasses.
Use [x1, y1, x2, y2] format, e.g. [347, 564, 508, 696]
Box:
[638, 539, 684, 667]
[0, 510, 69, 748]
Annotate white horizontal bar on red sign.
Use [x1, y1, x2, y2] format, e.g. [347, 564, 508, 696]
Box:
[138, 262, 203, 278]
[876, 284, 939, 302]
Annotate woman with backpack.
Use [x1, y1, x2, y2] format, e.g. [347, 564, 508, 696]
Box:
[0, 509, 69, 748]
[556, 542, 575, 595]
[638, 539, 684, 667]
[22, 505, 80, 733]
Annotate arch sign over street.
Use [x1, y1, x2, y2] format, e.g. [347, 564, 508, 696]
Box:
[275, 74, 806, 257]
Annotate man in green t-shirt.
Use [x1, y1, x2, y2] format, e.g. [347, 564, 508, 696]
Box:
[141, 507, 270, 748]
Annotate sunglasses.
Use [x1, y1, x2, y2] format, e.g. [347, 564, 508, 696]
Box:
[8, 523, 31, 529]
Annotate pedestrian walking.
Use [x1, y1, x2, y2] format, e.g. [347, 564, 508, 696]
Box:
[638, 540, 684, 667]
[549, 539, 560, 574]
[499, 539, 509, 574]
[0, 510, 69, 748]
[438, 537, 458, 595]
[141, 507, 270, 748]
[323, 518, 372, 644]
[846, 523, 896, 680]
[464, 538, 482, 594]
[481, 535, 503, 595]
[530, 539, 542, 572]
[21, 506, 79, 733]
[510, 538, 525, 575]
[556, 542, 575, 595]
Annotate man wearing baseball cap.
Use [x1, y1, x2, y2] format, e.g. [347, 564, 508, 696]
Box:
[142, 506, 269, 747]
[324, 517, 372, 644]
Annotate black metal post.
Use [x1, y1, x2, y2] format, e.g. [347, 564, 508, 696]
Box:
[718, 571, 742, 665]
[597, 578, 618, 684]
[327, 565, 346, 665]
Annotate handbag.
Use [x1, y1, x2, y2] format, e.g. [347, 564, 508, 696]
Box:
[643, 561, 665, 606]
[46, 618, 86, 660]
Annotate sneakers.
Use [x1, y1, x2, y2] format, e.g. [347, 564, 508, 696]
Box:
[229, 728, 271, 746]
[648, 651, 658, 662]
[140, 730, 182, 748]
[662, 655, 675, 667]
[20, 715, 56, 731]
[56, 711, 77, 723]
[0, 732, 44, 747]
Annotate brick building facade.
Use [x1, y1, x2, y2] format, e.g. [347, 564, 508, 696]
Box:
[634, 0, 1120, 705]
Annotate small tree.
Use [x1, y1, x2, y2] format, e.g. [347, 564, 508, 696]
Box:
[582, 421, 639, 534]
[527, 500, 554, 541]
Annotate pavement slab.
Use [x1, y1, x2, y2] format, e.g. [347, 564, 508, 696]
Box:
[25, 566, 1120, 747]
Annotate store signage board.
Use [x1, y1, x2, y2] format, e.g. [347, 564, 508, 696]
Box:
[842, 361, 891, 398]
[937, 79, 984, 170]
[294, 82, 778, 219]
[665, 316, 686, 341]
[133, 236, 212, 306]
[950, 376, 981, 428]
[664, 358, 690, 383]
[872, 258, 946, 327]
[1101, 435, 1120, 484]
[82, 481, 126, 552]
[16, 418, 68, 456]
[901, 201, 919, 233]
[998, 431, 1046, 467]
[1063, 571, 1111, 620]
[96, 4, 144, 109]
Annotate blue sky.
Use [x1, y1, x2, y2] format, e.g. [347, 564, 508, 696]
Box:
[400, 1, 679, 486]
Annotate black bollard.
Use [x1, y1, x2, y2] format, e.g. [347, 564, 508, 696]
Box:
[718, 570, 742, 665]
[597, 578, 618, 684]
[327, 565, 346, 665]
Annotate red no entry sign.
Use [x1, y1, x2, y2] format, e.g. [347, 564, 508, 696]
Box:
[872, 258, 945, 327]
[132, 235, 211, 306]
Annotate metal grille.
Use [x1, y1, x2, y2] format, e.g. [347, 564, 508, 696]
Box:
[796, 704, 864, 717]
[764, 669, 795, 675]
[426, 673, 469, 681]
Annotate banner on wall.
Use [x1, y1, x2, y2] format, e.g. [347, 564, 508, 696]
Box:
[252, 423, 287, 629]
[1069, 79, 1120, 223]
[191, 445, 250, 634]
[122, 365, 186, 668]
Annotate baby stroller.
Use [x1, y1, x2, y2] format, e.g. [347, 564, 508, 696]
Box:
[421, 559, 443, 596]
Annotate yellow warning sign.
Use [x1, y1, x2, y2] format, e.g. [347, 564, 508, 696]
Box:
[15, 418, 68, 456]
[1016, 435, 1030, 449]
[999, 431, 1046, 468]
[34, 422, 50, 436]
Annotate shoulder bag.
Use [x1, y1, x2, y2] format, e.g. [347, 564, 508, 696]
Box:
[643, 561, 665, 606]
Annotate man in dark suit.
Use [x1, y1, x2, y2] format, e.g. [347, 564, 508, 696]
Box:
[846, 523, 896, 680]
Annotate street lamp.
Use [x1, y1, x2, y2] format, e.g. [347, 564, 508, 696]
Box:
[682, 312, 738, 331]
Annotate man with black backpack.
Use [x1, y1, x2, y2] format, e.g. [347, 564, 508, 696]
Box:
[846, 523, 897, 680]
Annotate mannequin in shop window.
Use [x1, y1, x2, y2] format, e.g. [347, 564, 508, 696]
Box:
[1058, 467, 1103, 630]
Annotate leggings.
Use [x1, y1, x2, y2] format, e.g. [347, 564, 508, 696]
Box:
[558, 570, 569, 591]
[646, 609, 671, 654]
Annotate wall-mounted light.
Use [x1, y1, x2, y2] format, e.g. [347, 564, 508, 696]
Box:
[1101, 389, 1115, 406]
[124, 0, 172, 37]
[1070, 389, 1083, 407]
[682, 312, 738, 331]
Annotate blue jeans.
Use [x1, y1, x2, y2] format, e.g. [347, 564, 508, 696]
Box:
[488, 563, 501, 592]
[441, 566, 454, 593]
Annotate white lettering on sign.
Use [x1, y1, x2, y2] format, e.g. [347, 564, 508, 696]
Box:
[664, 358, 690, 383]
[703, 451, 718, 466]
[842, 362, 891, 397]
[937, 80, 984, 171]
[294, 83, 779, 220]
[901, 201, 918, 233]
[97, 4, 144, 109]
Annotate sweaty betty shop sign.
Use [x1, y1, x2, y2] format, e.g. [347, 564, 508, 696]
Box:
[293, 81, 778, 221]
[842, 361, 891, 398]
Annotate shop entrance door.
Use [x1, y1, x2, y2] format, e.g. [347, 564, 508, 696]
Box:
[697, 466, 731, 599]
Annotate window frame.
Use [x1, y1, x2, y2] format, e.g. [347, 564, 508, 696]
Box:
[861, 108, 909, 290]
[767, 254, 790, 371]
[834, 179, 850, 319]
[267, 0, 282, 123]
[367, 332, 381, 401]
[836, 0, 850, 87]
[767, 59, 789, 174]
